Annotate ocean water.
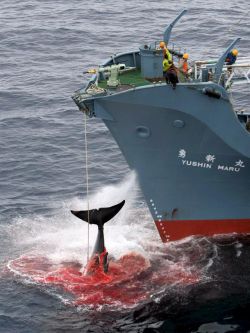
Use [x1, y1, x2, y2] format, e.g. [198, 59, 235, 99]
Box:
[1, 0, 250, 332]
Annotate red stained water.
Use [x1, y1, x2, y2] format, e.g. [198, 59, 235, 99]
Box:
[8, 252, 200, 308]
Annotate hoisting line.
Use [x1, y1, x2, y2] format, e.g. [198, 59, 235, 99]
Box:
[84, 112, 90, 263]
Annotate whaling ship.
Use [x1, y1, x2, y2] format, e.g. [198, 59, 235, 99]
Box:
[72, 10, 250, 242]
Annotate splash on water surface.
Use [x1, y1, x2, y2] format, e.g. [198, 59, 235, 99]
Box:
[5, 174, 204, 310]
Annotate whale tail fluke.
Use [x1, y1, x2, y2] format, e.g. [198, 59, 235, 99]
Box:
[71, 200, 125, 226]
[71, 200, 125, 274]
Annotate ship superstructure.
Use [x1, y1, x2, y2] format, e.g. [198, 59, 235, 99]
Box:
[72, 11, 250, 242]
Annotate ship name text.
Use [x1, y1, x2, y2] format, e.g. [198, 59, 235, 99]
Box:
[182, 160, 212, 169]
[217, 165, 240, 172]
[178, 149, 246, 174]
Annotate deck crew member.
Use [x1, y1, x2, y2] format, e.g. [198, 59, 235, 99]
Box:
[225, 49, 238, 74]
[159, 41, 172, 60]
[162, 42, 173, 79]
[166, 64, 179, 89]
[163, 58, 179, 89]
[179, 53, 189, 75]
[225, 49, 238, 65]
[163, 53, 172, 81]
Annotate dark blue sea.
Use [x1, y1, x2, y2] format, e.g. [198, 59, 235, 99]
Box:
[1, 1, 250, 332]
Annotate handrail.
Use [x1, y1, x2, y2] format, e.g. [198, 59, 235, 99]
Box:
[194, 58, 250, 82]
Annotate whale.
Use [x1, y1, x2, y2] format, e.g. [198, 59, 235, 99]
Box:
[71, 200, 125, 274]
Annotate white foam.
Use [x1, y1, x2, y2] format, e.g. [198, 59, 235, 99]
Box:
[6, 171, 216, 289]
[8, 172, 155, 266]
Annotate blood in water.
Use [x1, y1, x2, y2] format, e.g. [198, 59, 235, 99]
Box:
[8, 252, 200, 307]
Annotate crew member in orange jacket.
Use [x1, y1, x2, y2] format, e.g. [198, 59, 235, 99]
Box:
[179, 53, 189, 75]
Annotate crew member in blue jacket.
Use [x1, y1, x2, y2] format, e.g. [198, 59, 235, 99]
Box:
[225, 49, 238, 65]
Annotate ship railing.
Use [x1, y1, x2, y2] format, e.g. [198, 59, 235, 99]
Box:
[224, 62, 250, 88]
[193, 57, 250, 88]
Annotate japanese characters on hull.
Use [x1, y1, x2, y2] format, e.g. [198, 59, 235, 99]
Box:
[178, 149, 245, 173]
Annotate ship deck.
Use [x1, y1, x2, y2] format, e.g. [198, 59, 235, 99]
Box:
[98, 68, 187, 91]
[98, 69, 154, 89]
